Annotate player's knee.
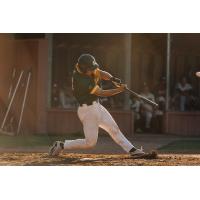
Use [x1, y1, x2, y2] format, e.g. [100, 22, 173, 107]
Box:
[109, 125, 120, 134]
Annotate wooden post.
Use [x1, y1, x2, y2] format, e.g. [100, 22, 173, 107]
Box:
[46, 33, 53, 108]
[124, 33, 132, 110]
[166, 33, 171, 111]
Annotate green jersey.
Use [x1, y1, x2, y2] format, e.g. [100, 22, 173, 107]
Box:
[72, 67, 100, 105]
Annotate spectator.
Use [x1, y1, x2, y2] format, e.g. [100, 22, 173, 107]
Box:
[155, 77, 166, 113]
[153, 77, 166, 133]
[140, 85, 155, 132]
[154, 77, 166, 100]
[59, 85, 77, 109]
[51, 83, 59, 107]
[129, 95, 142, 132]
[172, 76, 193, 111]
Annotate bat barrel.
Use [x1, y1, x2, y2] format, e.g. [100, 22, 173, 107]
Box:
[111, 81, 158, 107]
[126, 87, 158, 107]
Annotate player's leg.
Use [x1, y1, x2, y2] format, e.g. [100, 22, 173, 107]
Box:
[49, 105, 99, 156]
[144, 111, 153, 131]
[63, 115, 99, 150]
[98, 105, 144, 157]
[180, 95, 186, 111]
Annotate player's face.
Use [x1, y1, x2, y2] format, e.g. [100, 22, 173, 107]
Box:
[86, 69, 95, 76]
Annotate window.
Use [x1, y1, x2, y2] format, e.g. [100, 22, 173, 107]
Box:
[50, 33, 125, 109]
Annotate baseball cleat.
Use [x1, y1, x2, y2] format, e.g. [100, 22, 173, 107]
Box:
[130, 147, 146, 159]
[49, 141, 64, 156]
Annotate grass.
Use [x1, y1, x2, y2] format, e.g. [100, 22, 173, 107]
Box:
[2, 133, 200, 153]
[159, 139, 200, 153]
[0, 131, 110, 148]
[0, 132, 84, 148]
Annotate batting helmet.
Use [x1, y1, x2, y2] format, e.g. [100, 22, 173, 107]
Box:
[77, 54, 99, 73]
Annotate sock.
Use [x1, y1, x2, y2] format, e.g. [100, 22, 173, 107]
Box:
[60, 142, 64, 149]
[129, 147, 137, 153]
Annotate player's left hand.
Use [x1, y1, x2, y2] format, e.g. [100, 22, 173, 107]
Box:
[118, 84, 127, 92]
[111, 77, 122, 84]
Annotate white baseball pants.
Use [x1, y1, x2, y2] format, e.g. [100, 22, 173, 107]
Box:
[64, 101, 135, 152]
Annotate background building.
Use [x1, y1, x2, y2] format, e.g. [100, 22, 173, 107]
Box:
[0, 33, 200, 136]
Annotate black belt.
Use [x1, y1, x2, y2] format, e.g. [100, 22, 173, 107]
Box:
[79, 100, 99, 107]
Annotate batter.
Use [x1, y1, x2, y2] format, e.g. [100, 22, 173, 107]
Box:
[49, 54, 145, 158]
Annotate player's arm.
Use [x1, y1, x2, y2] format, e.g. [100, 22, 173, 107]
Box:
[98, 69, 112, 80]
[90, 84, 126, 97]
[98, 69, 121, 84]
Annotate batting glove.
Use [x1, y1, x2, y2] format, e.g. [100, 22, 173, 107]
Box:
[111, 77, 122, 84]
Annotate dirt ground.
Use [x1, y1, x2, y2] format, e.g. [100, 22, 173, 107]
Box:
[0, 134, 200, 166]
[0, 152, 200, 166]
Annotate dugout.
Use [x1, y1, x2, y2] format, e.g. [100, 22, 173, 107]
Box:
[0, 33, 200, 136]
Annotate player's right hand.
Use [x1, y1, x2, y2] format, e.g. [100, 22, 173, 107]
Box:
[118, 84, 127, 92]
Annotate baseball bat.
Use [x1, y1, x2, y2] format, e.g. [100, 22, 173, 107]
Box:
[125, 87, 158, 107]
[112, 81, 158, 107]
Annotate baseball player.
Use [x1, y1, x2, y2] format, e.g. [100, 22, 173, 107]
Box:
[49, 54, 145, 158]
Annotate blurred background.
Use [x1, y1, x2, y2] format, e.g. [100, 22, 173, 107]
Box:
[0, 33, 200, 139]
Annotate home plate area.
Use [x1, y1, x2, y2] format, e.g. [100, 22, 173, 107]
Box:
[0, 153, 200, 166]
